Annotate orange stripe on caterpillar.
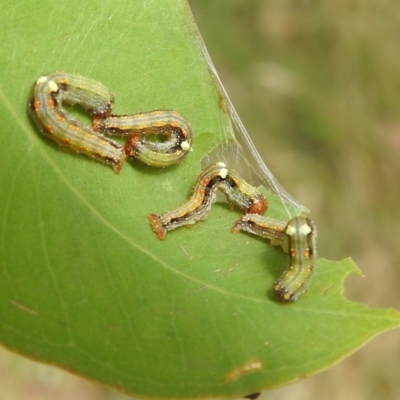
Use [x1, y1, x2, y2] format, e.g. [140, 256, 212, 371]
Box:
[148, 162, 268, 240]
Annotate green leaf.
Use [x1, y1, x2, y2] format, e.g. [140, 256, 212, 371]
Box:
[1, 0, 399, 399]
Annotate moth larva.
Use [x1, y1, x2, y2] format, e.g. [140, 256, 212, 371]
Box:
[93, 110, 192, 167]
[232, 214, 288, 249]
[233, 214, 317, 302]
[148, 162, 268, 239]
[29, 72, 125, 173]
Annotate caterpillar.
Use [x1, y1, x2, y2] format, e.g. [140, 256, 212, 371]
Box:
[148, 162, 268, 240]
[29, 72, 125, 173]
[93, 110, 192, 167]
[29, 72, 192, 171]
[233, 214, 317, 302]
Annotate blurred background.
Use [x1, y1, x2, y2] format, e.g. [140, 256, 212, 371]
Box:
[2, 0, 400, 399]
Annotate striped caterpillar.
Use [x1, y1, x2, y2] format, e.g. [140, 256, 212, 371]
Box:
[148, 162, 268, 240]
[233, 214, 317, 302]
[93, 110, 192, 168]
[29, 72, 125, 172]
[29, 72, 192, 171]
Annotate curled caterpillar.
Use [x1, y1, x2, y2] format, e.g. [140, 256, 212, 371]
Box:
[148, 162, 268, 240]
[93, 110, 192, 167]
[29, 72, 125, 173]
[29, 72, 192, 171]
[233, 214, 317, 302]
